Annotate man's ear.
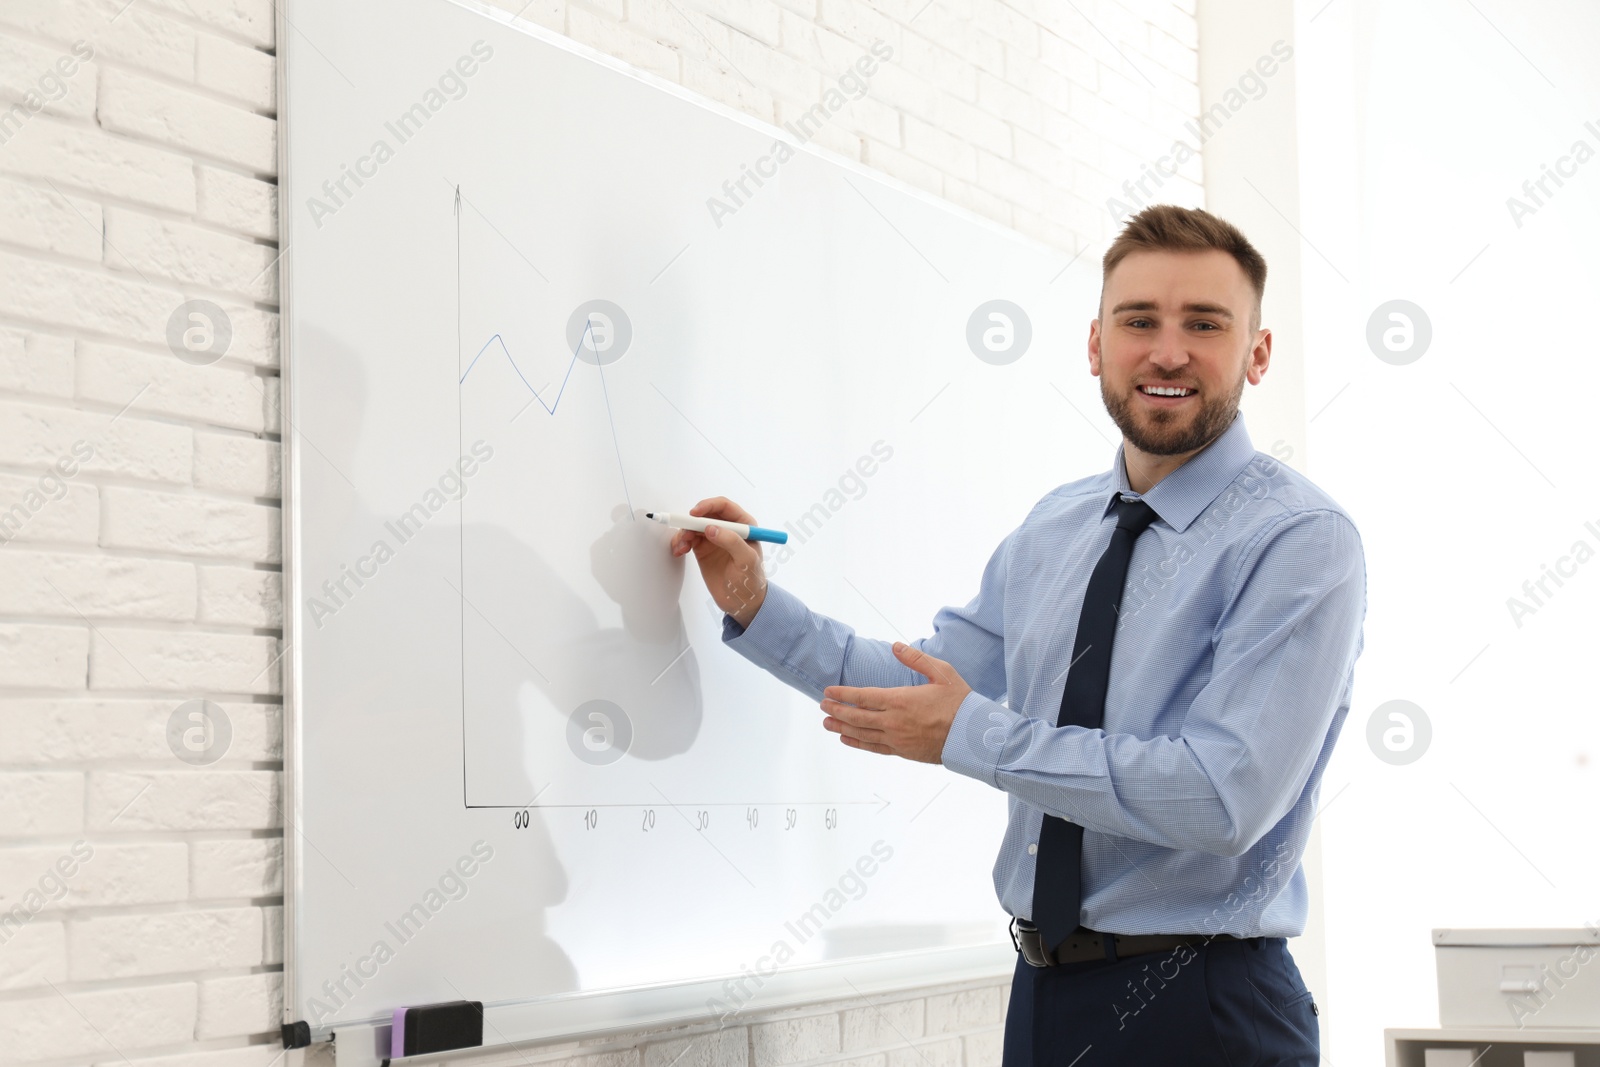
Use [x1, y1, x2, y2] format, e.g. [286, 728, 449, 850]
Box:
[1088, 320, 1102, 377]
[1246, 328, 1271, 385]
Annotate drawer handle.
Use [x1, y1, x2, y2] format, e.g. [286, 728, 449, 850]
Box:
[1500, 965, 1540, 994]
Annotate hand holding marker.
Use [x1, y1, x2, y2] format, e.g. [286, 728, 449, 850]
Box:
[661, 498, 776, 630]
[646, 510, 788, 544]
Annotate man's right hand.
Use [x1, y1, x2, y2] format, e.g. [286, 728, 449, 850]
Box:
[667, 497, 769, 629]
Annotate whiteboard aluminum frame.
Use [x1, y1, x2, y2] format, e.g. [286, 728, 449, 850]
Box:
[276, 0, 305, 1048]
[326, 947, 1015, 1066]
[278, 0, 1067, 1054]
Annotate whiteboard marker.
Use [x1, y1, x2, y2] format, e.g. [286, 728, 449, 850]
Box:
[645, 511, 788, 544]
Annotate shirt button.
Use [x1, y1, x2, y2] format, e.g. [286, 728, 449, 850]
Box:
[1027, 843, 1038, 855]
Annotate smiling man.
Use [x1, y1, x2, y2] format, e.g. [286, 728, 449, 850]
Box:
[669, 205, 1367, 1066]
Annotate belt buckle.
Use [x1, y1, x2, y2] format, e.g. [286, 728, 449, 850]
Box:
[1009, 917, 1056, 968]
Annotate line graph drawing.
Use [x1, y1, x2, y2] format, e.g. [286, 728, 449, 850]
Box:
[459, 321, 597, 418]
[458, 318, 634, 517]
[453, 186, 634, 513]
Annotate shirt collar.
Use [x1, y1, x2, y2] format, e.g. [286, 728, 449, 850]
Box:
[1108, 413, 1257, 533]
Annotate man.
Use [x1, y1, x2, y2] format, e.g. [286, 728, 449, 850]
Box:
[667, 204, 1366, 1065]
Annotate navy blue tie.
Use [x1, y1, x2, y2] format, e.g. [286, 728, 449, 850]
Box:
[1031, 494, 1159, 955]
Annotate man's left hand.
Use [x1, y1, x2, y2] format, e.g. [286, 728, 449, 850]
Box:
[820, 643, 972, 764]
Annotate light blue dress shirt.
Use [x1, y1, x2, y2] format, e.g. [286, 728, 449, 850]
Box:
[720, 414, 1367, 936]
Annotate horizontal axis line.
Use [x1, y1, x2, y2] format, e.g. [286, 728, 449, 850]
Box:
[465, 801, 879, 809]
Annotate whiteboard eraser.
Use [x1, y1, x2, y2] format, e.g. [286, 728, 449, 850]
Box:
[389, 1000, 483, 1059]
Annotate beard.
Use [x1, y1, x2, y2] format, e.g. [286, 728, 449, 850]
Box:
[1101, 362, 1247, 457]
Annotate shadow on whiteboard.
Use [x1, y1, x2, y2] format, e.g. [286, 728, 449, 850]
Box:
[472, 498, 706, 799]
[304, 318, 707, 776]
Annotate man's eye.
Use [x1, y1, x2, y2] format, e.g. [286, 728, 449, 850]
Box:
[1192, 322, 1219, 331]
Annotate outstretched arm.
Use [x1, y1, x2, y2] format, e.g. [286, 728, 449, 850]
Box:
[673, 496, 1013, 715]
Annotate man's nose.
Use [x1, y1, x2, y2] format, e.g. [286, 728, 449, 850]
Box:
[1147, 327, 1190, 370]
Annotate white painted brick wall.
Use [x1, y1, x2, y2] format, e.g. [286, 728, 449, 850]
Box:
[0, 0, 1199, 1061]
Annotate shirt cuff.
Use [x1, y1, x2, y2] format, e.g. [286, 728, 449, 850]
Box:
[719, 582, 812, 678]
[942, 689, 1024, 787]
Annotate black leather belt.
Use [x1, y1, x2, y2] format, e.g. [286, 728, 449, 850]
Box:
[1010, 916, 1256, 967]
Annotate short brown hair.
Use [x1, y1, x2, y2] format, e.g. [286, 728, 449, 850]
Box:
[1101, 205, 1267, 332]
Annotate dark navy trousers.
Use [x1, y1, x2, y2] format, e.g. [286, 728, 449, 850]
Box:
[1002, 936, 1319, 1067]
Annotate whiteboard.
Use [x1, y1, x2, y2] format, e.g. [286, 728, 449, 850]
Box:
[280, 0, 1106, 1057]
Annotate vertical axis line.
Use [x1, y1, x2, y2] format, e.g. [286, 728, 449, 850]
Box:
[456, 184, 468, 809]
